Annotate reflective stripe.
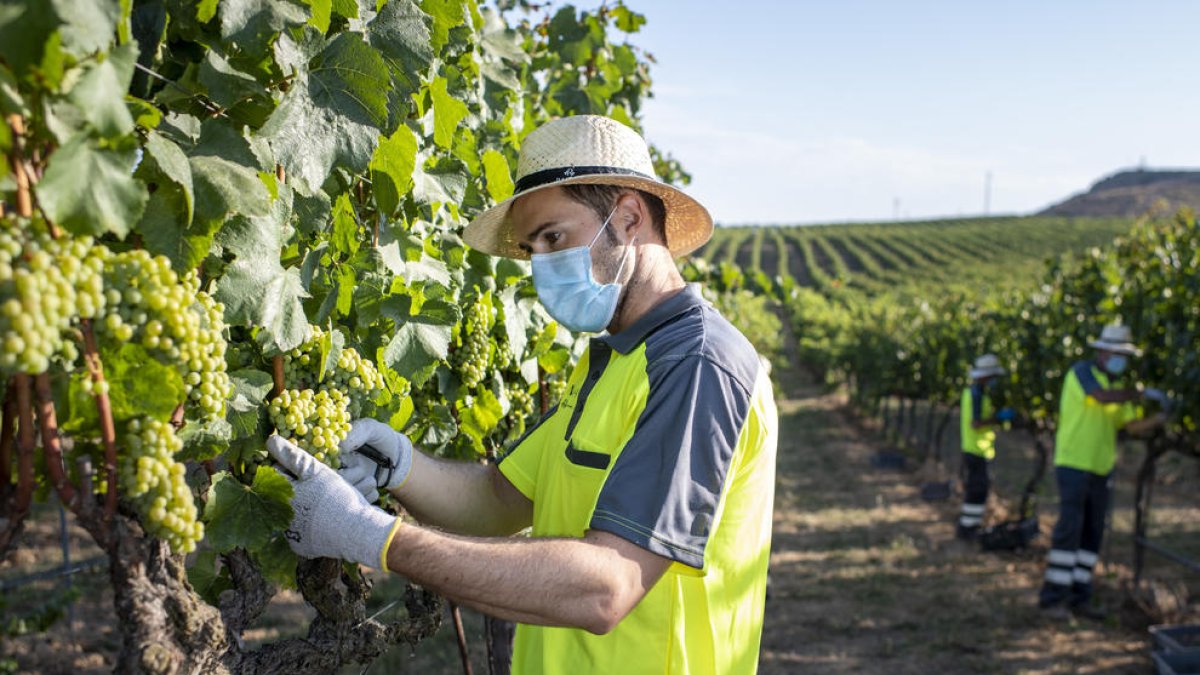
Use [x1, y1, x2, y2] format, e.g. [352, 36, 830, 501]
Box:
[1076, 550, 1098, 567]
[959, 515, 982, 527]
[1044, 568, 1074, 586]
[960, 503, 986, 516]
[1048, 549, 1076, 566]
[1073, 568, 1093, 584]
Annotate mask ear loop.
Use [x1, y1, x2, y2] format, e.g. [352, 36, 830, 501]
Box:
[587, 203, 621, 248]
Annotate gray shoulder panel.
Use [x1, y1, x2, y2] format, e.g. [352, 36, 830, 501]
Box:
[589, 304, 760, 568]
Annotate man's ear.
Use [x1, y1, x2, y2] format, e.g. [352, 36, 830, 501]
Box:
[615, 191, 647, 242]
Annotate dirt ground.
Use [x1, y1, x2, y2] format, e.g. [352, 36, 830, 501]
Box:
[3, 368, 1198, 674]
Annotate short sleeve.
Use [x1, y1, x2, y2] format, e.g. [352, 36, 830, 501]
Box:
[1073, 361, 1103, 397]
[589, 355, 753, 569]
[496, 405, 558, 501]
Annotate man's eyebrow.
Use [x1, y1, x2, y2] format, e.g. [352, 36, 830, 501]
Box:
[522, 221, 557, 243]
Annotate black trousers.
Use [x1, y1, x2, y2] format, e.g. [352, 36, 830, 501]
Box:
[1038, 467, 1111, 607]
[958, 453, 990, 532]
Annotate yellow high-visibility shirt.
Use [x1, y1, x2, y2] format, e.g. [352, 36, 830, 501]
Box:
[498, 285, 777, 675]
[1054, 360, 1139, 475]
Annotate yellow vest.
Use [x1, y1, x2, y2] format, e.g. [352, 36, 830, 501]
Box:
[1054, 361, 1138, 475]
[960, 385, 996, 460]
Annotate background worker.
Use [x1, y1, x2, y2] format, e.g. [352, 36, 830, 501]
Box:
[957, 354, 1016, 540]
[267, 115, 779, 674]
[1038, 324, 1167, 620]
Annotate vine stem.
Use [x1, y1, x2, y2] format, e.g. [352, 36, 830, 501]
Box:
[272, 355, 285, 397]
[13, 374, 35, 516]
[450, 602, 474, 675]
[0, 383, 14, 500]
[6, 115, 34, 219]
[34, 372, 78, 509]
[81, 320, 119, 520]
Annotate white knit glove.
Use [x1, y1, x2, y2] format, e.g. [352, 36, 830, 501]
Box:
[267, 435, 401, 569]
[337, 418, 414, 503]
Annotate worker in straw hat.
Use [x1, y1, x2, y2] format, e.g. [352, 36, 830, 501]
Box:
[957, 354, 1016, 541]
[265, 115, 778, 674]
[1037, 323, 1167, 620]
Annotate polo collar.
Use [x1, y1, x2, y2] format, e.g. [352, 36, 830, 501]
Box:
[598, 284, 705, 354]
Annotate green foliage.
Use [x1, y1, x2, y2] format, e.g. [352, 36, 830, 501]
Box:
[0, 0, 672, 639]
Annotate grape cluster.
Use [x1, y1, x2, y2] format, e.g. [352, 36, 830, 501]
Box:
[507, 381, 534, 421]
[281, 324, 385, 418]
[97, 250, 232, 422]
[120, 417, 203, 554]
[493, 335, 515, 371]
[0, 218, 106, 374]
[268, 388, 353, 465]
[452, 296, 493, 388]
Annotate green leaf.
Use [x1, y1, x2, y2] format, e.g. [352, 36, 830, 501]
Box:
[219, 263, 310, 354]
[0, 0, 117, 75]
[253, 534, 298, 589]
[382, 320, 452, 386]
[203, 468, 295, 553]
[143, 131, 194, 224]
[458, 386, 504, 448]
[64, 344, 185, 432]
[331, 193, 362, 256]
[0, 63, 26, 116]
[331, 0, 358, 19]
[367, 0, 433, 75]
[419, 0, 463, 53]
[190, 154, 272, 228]
[318, 328, 345, 383]
[136, 187, 212, 273]
[37, 135, 148, 238]
[429, 76, 468, 149]
[219, 0, 308, 60]
[412, 152, 467, 206]
[67, 41, 138, 138]
[481, 149, 513, 203]
[304, 0, 332, 32]
[261, 32, 391, 192]
[198, 49, 268, 110]
[369, 125, 417, 216]
[178, 417, 234, 462]
[187, 548, 233, 606]
[227, 369, 274, 440]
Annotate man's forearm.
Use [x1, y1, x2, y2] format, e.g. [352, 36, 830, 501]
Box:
[384, 526, 663, 634]
[392, 454, 530, 536]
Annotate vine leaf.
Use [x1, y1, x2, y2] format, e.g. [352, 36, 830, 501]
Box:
[430, 75, 467, 149]
[36, 135, 148, 237]
[481, 149, 514, 203]
[227, 369, 274, 440]
[262, 32, 391, 193]
[204, 468, 295, 553]
[458, 387, 504, 451]
[67, 41, 138, 138]
[367, 0, 433, 77]
[143, 131, 195, 223]
[63, 344, 185, 432]
[219, 261, 310, 355]
[218, 0, 308, 61]
[369, 125, 417, 216]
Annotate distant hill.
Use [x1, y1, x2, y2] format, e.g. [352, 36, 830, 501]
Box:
[1039, 168, 1200, 217]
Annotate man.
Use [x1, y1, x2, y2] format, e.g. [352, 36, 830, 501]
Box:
[957, 354, 1015, 540]
[267, 115, 779, 674]
[1037, 324, 1165, 620]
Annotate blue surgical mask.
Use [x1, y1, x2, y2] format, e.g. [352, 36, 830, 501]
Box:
[1105, 354, 1128, 375]
[531, 208, 636, 333]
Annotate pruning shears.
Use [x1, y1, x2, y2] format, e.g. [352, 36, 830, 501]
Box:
[355, 443, 397, 489]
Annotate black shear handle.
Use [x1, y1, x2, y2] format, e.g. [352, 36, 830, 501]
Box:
[354, 443, 396, 490]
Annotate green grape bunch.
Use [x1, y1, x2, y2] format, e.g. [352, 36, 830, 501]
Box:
[97, 249, 232, 423]
[281, 324, 386, 418]
[0, 217, 106, 374]
[452, 294, 494, 388]
[120, 417, 203, 554]
[268, 388, 353, 465]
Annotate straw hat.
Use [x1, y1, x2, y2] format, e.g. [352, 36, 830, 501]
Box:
[968, 354, 1006, 379]
[1088, 324, 1142, 356]
[462, 115, 713, 260]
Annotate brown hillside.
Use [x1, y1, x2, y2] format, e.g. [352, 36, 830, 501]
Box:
[1039, 168, 1200, 217]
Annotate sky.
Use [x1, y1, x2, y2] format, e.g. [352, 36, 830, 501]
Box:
[608, 1, 1200, 225]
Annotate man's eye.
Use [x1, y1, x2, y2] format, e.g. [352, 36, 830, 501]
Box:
[545, 232, 561, 245]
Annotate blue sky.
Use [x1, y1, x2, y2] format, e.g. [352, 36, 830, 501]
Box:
[611, 1, 1200, 225]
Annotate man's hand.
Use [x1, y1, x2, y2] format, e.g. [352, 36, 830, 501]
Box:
[995, 407, 1017, 423]
[267, 435, 401, 569]
[338, 419, 415, 503]
[1142, 387, 1168, 405]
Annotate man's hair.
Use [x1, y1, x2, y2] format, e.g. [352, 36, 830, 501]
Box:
[561, 184, 667, 244]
